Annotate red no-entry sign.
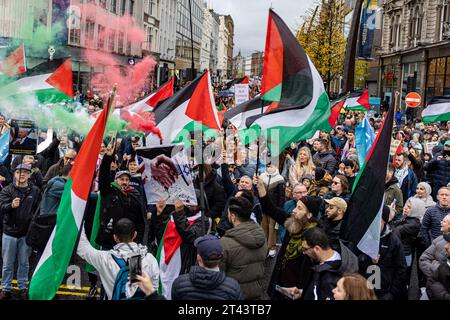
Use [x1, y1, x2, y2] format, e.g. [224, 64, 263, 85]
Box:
[405, 92, 421, 108]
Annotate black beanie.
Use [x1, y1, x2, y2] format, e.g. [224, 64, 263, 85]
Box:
[300, 196, 323, 219]
[382, 205, 391, 223]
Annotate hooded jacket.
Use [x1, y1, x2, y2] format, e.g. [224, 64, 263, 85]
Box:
[302, 241, 358, 300]
[77, 230, 160, 300]
[419, 235, 449, 278]
[359, 225, 407, 300]
[39, 176, 66, 216]
[220, 221, 267, 300]
[171, 266, 244, 300]
[260, 169, 286, 208]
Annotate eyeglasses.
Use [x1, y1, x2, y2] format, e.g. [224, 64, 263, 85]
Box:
[332, 181, 341, 185]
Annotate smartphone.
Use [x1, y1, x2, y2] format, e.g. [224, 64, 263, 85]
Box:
[275, 285, 297, 300]
[128, 255, 142, 283]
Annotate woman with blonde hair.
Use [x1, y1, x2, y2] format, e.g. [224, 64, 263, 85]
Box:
[289, 147, 315, 186]
[332, 273, 377, 300]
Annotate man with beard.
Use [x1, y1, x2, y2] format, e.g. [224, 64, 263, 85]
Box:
[322, 197, 347, 250]
[255, 176, 323, 300]
[384, 163, 404, 216]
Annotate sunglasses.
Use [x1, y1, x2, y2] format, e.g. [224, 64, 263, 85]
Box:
[332, 181, 341, 185]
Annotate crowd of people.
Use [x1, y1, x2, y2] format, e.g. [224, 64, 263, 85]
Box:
[0, 93, 449, 301]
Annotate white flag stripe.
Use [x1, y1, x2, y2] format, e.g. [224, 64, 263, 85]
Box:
[423, 102, 450, 116]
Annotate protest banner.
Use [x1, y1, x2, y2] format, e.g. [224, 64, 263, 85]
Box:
[234, 84, 250, 105]
[9, 119, 37, 155]
[136, 144, 197, 205]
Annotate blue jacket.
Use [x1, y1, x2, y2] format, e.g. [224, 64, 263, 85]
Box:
[39, 176, 67, 216]
[420, 204, 450, 247]
[399, 168, 418, 204]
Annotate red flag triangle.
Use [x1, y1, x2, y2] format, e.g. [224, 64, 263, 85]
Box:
[357, 89, 370, 110]
[45, 58, 74, 98]
[146, 77, 175, 107]
[185, 71, 220, 130]
[328, 99, 346, 128]
[163, 219, 196, 265]
[0, 44, 26, 76]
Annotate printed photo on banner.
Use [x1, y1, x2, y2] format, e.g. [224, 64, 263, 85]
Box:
[9, 119, 37, 155]
[136, 144, 197, 206]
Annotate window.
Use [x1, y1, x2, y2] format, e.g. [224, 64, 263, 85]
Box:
[69, 28, 81, 45]
[121, 0, 126, 15]
[127, 41, 132, 55]
[98, 25, 105, 49]
[99, 0, 107, 9]
[118, 31, 125, 54]
[85, 20, 96, 47]
[129, 0, 134, 16]
[108, 30, 116, 52]
[111, 0, 117, 13]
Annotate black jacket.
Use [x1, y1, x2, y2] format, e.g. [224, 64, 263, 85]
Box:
[95, 154, 145, 249]
[392, 216, 421, 256]
[312, 150, 338, 175]
[426, 260, 450, 300]
[153, 207, 210, 275]
[194, 171, 226, 220]
[171, 266, 244, 300]
[302, 240, 359, 300]
[424, 158, 450, 199]
[0, 183, 42, 238]
[0, 165, 12, 191]
[258, 194, 315, 299]
[322, 218, 343, 250]
[359, 225, 407, 300]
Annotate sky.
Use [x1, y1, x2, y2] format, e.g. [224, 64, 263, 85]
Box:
[210, 0, 317, 57]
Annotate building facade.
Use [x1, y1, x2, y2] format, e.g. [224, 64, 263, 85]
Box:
[159, 0, 177, 85]
[200, 2, 212, 72]
[175, 0, 203, 82]
[232, 50, 245, 78]
[376, 0, 450, 113]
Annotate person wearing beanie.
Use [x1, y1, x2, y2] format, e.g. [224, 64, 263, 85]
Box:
[255, 175, 322, 300]
[219, 196, 267, 300]
[359, 205, 407, 300]
[414, 182, 436, 210]
[301, 175, 313, 190]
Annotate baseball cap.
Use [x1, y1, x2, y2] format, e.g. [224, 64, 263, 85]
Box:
[194, 234, 223, 261]
[324, 197, 348, 211]
[114, 170, 131, 180]
[15, 164, 31, 172]
[444, 140, 450, 147]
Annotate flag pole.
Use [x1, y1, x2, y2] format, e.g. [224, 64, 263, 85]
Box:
[255, 98, 264, 177]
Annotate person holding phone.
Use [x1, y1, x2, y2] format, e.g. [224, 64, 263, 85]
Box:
[77, 218, 159, 300]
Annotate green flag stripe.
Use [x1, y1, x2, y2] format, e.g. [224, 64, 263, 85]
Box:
[29, 178, 80, 300]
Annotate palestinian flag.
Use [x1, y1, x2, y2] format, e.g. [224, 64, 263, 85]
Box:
[247, 9, 330, 156]
[225, 76, 249, 90]
[145, 71, 221, 146]
[223, 96, 271, 144]
[217, 102, 228, 126]
[0, 57, 74, 103]
[0, 44, 26, 77]
[328, 97, 347, 128]
[343, 89, 370, 111]
[29, 93, 111, 300]
[156, 212, 201, 300]
[127, 77, 175, 114]
[340, 103, 395, 259]
[422, 96, 450, 123]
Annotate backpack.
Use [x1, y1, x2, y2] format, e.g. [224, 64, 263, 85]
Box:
[110, 255, 146, 300]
